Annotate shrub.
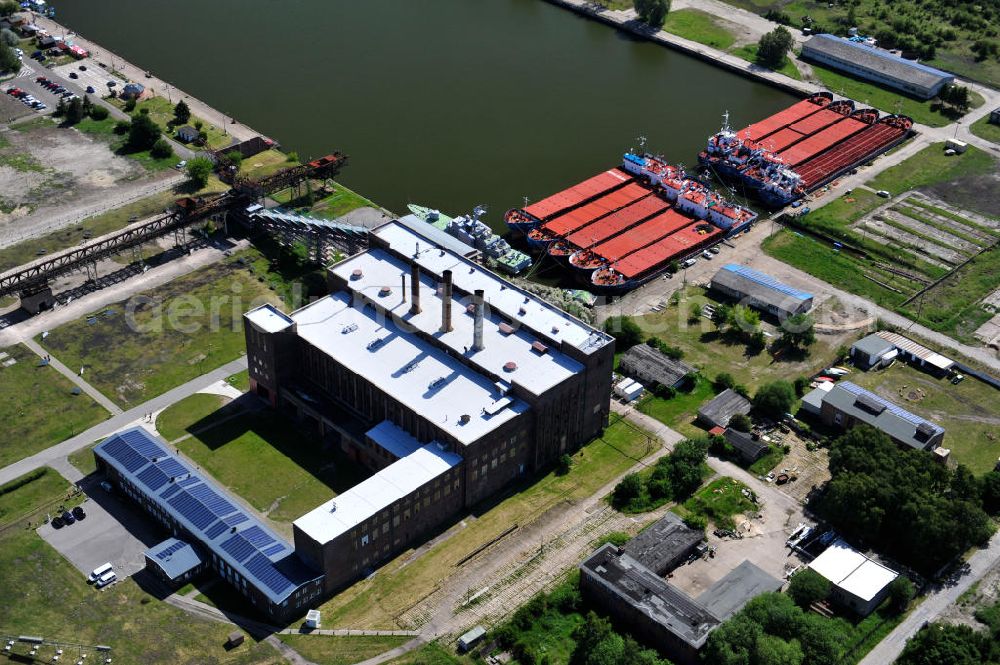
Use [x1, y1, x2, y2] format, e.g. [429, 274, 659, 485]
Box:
[113, 120, 130, 135]
[150, 138, 173, 159]
[556, 453, 572, 476]
[729, 413, 752, 432]
[89, 105, 109, 121]
[888, 576, 915, 614]
[787, 568, 831, 608]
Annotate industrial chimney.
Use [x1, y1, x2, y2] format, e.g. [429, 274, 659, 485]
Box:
[473, 289, 485, 351]
[441, 270, 453, 333]
[410, 263, 421, 315]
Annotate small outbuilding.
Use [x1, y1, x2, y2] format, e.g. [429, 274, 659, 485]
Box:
[613, 377, 645, 402]
[723, 428, 768, 465]
[808, 538, 899, 616]
[120, 82, 145, 100]
[144, 538, 204, 587]
[988, 107, 1000, 125]
[176, 125, 199, 143]
[458, 626, 486, 653]
[850, 334, 897, 370]
[619, 344, 695, 390]
[698, 389, 752, 429]
[624, 512, 704, 576]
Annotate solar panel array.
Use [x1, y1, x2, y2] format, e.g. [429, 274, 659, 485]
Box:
[722, 264, 813, 301]
[839, 382, 944, 434]
[95, 427, 323, 605]
[155, 540, 189, 560]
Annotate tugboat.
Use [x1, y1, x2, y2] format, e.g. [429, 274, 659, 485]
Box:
[408, 204, 533, 275]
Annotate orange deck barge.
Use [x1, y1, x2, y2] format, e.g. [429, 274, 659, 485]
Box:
[523, 168, 632, 222]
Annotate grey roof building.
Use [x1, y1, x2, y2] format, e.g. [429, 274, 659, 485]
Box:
[580, 545, 781, 665]
[619, 344, 695, 389]
[710, 264, 813, 318]
[94, 427, 324, 622]
[850, 334, 896, 370]
[723, 429, 768, 464]
[624, 512, 704, 576]
[801, 34, 954, 100]
[819, 381, 945, 450]
[176, 125, 199, 143]
[144, 538, 203, 584]
[698, 389, 752, 429]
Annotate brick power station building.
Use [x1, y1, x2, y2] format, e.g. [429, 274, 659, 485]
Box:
[244, 220, 615, 594]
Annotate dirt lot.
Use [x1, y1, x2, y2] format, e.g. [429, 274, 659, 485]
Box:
[668, 495, 808, 598]
[938, 558, 1000, 630]
[757, 429, 831, 504]
[0, 117, 177, 248]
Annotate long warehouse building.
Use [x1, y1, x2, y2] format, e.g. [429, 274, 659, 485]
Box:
[244, 220, 616, 593]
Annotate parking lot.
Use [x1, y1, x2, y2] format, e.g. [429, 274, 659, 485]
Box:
[36, 477, 163, 584]
[52, 61, 128, 99]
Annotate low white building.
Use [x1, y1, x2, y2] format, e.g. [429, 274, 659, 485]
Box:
[808, 538, 899, 616]
[614, 377, 644, 402]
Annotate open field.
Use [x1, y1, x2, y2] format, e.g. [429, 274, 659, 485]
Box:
[384, 642, 468, 664]
[808, 63, 982, 128]
[277, 635, 411, 665]
[74, 115, 178, 172]
[765, 143, 1000, 340]
[0, 175, 228, 272]
[240, 148, 297, 179]
[970, 116, 1000, 145]
[271, 181, 376, 221]
[227, 369, 250, 392]
[68, 443, 99, 477]
[0, 115, 143, 220]
[849, 362, 1000, 474]
[676, 476, 757, 530]
[36, 256, 282, 405]
[315, 417, 654, 629]
[156, 392, 227, 442]
[171, 407, 372, 524]
[111, 96, 233, 150]
[661, 9, 737, 50]
[0, 344, 108, 469]
[0, 468, 279, 664]
[719, 0, 1000, 87]
[0, 468, 75, 528]
[637, 375, 716, 438]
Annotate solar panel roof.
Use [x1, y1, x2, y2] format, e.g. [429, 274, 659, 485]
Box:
[719, 264, 813, 301]
[94, 427, 323, 605]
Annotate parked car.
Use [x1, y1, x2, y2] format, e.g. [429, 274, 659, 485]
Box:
[85, 86, 95, 94]
[99, 480, 113, 493]
[61, 510, 75, 525]
[31, 50, 42, 59]
[51, 516, 64, 529]
[35, 75, 47, 83]
[701, 250, 713, 260]
[88, 562, 114, 583]
[174, 160, 187, 170]
[69, 72, 78, 79]
[72, 505, 86, 520]
[94, 571, 117, 589]
[876, 190, 890, 198]
[682, 258, 697, 268]
[709, 246, 721, 254]
[79, 65, 87, 71]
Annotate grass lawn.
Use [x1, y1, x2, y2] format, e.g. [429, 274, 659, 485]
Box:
[277, 635, 412, 665]
[748, 445, 785, 475]
[0, 344, 109, 469]
[637, 375, 716, 437]
[0, 468, 75, 528]
[634, 287, 835, 393]
[74, 115, 177, 171]
[661, 9, 736, 50]
[384, 642, 469, 665]
[272, 181, 376, 221]
[0, 177, 229, 273]
[809, 64, 981, 128]
[174, 409, 372, 523]
[112, 96, 233, 150]
[677, 476, 757, 530]
[68, 443, 99, 477]
[868, 144, 998, 195]
[155, 393, 228, 442]
[849, 363, 1000, 474]
[227, 369, 250, 392]
[36, 257, 282, 406]
[970, 115, 1000, 145]
[316, 417, 655, 629]
[0, 471, 279, 663]
[731, 44, 802, 80]
[240, 149, 297, 179]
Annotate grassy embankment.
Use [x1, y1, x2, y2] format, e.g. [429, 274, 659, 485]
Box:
[109, 96, 233, 150]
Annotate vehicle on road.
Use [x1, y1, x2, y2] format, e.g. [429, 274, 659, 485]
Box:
[876, 190, 890, 198]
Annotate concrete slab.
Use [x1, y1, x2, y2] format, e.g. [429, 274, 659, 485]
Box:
[36, 477, 164, 581]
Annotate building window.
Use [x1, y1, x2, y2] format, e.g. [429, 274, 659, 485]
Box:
[361, 534, 369, 546]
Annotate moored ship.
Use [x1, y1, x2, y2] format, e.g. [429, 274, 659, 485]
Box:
[408, 205, 532, 275]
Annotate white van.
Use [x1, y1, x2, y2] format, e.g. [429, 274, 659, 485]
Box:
[88, 562, 114, 583]
[94, 570, 117, 589]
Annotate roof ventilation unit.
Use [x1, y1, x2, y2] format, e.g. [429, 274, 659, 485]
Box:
[459, 414, 471, 425]
[341, 323, 358, 334]
[350, 269, 363, 280]
[503, 361, 518, 372]
[329, 501, 337, 513]
[532, 341, 549, 355]
[499, 322, 515, 335]
[428, 377, 446, 390]
[378, 286, 392, 297]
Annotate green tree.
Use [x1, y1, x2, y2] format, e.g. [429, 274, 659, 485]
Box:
[714, 372, 736, 393]
[951, 465, 980, 502]
[980, 471, 1000, 514]
[668, 438, 708, 499]
[752, 380, 795, 419]
[224, 149, 244, 170]
[633, 0, 670, 28]
[89, 104, 109, 121]
[150, 138, 173, 159]
[729, 413, 752, 432]
[781, 314, 816, 349]
[793, 376, 810, 397]
[65, 97, 85, 125]
[557, 453, 572, 476]
[612, 473, 643, 507]
[173, 99, 191, 125]
[126, 112, 161, 151]
[0, 27, 18, 46]
[888, 576, 915, 614]
[711, 303, 732, 330]
[787, 568, 830, 608]
[757, 26, 794, 68]
[0, 0, 18, 17]
[0, 39, 19, 74]
[571, 612, 616, 665]
[185, 156, 214, 188]
[755, 634, 804, 665]
[603, 316, 643, 351]
[896, 624, 988, 665]
[688, 301, 703, 322]
[113, 119, 130, 135]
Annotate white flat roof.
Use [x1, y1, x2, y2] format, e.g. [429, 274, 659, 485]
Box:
[371, 222, 610, 354]
[291, 293, 527, 444]
[331, 244, 588, 396]
[367, 420, 422, 459]
[245, 304, 294, 333]
[294, 441, 461, 544]
[808, 538, 898, 602]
